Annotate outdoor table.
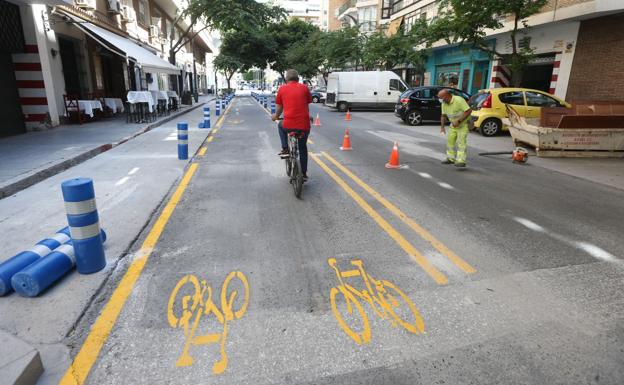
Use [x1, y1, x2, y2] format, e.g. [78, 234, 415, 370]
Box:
[77, 100, 103, 118]
[127, 91, 155, 123]
[127, 91, 155, 112]
[103, 98, 124, 113]
[167, 91, 180, 111]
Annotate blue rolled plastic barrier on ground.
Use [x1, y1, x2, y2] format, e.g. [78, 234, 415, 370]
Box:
[11, 229, 107, 297]
[177, 122, 188, 160]
[0, 227, 71, 296]
[61, 178, 106, 274]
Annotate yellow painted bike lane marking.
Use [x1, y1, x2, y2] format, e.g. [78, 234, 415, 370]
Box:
[321, 151, 476, 274]
[311, 153, 448, 285]
[59, 99, 234, 385]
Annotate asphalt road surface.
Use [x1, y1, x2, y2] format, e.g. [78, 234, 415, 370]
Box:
[64, 96, 624, 385]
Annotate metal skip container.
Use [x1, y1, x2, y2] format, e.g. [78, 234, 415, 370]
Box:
[61, 178, 107, 274]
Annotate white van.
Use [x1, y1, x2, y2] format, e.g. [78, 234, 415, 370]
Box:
[325, 71, 409, 111]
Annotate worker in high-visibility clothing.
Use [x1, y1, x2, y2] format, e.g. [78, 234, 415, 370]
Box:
[438, 89, 472, 168]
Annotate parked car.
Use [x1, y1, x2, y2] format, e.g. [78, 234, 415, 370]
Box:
[469, 88, 571, 136]
[394, 86, 470, 126]
[326, 71, 409, 111]
[311, 87, 326, 103]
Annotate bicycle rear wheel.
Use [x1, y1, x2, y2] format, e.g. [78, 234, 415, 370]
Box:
[291, 159, 303, 198]
[285, 158, 292, 176]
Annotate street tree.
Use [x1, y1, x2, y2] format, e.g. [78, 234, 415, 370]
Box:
[433, 0, 548, 85]
[263, 19, 321, 80]
[167, 0, 284, 65]
[213, 54, 243, 91]
[319, 27, 361, 72]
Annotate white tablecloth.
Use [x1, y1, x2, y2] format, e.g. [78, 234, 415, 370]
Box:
[78, 100, 103, 118]
[104, 98, 124, 113]
[150, 91, 170, 106]
[127, 91, 155, 112]
[167, 91, 180, 103]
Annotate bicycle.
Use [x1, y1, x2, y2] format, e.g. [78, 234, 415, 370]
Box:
[279, 120, 305, 198]
[166, 271, 249, 374]
[328, 258, 425, 345]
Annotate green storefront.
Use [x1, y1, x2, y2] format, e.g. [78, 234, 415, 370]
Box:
[425, 44, 493, 95]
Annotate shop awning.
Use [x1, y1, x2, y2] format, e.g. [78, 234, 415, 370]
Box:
[386, 16, 404, 37]
[64, 15, 180, 75]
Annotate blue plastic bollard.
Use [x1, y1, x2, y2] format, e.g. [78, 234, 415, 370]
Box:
[178, 122, 188, 160]
[61, 178, 106, 274]
[0, 227, 71, 296]
[199, 106, 210, 128]
[216, 100, 221, 116]
[11, 230, 107, 297]
[263, 98, 268, 109]
[271, 100, 276, 114]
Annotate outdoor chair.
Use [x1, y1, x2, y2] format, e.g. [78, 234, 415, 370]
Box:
[63, 94, 84, 124]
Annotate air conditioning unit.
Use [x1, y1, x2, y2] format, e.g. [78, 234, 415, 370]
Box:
[120, 6, 135, 22]
[149, 25, 160, 38]
[76, 0, 96, 10]
[107, 0, 121, 14]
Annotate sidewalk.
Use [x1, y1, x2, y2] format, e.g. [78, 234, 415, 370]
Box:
[0, 95, 214, 199]
[355, 110, 624, 191]
[0, 97, 226, 385]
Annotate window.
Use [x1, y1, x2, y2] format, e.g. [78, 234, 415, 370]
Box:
[137, 0, 149, 25]
[498, 91, 525, 105]
[389, 79, 407, 92]
[525, 91, 560, 107]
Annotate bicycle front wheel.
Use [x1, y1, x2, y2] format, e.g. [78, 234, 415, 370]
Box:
[380, 280, 425, 335]
[285, 158, 292, 176]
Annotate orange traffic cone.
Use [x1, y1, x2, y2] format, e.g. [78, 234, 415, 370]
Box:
[313, 113, 321, 126]
[340, 129, 352, 151]
[385, 142, 401, 169]
[345, 109, 352, 121]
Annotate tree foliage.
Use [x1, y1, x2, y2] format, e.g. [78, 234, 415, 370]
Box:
[432, 0, 549, 85]
[168, 0, 285, 64]
[213, 53, 243, 90]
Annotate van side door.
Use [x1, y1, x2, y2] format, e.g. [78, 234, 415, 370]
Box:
[385, 79, 407, 109]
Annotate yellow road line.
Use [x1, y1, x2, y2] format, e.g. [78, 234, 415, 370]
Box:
[321, 152, 476, 275]
[208, 136, 214, 143]
[198, 146, 207, 157]
[311, 154, 448, 285]
[308, 139, 315, 144]
[59, 163, 199, 385]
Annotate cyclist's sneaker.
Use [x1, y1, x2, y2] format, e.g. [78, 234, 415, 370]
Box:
[302, 173, 308, 182]
[277, 148, 289, 158]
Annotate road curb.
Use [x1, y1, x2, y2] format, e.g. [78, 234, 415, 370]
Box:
[0, 99, 212, 200]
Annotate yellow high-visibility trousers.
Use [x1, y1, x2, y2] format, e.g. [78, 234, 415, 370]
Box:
[446, 126, 468, 163]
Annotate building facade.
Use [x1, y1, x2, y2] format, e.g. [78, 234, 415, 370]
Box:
[1, 0, 215, 136]
[381, 0, 624, 100]
[336, 0, 379, 33]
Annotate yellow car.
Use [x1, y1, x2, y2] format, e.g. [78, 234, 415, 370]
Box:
[469, 88, 571, 136]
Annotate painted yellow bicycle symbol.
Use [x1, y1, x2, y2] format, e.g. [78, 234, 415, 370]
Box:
[166, 271, 249, 374]
[328, 258, 425, 345]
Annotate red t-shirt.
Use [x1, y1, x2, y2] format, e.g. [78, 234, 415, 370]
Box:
[275, 81, 312, 130]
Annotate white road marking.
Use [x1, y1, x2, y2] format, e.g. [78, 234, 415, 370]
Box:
[128, 167, 140, 175]
[418, 172, 432, 179]
[513, 217, 546, 232]
[576, 242, 617, 262]
[438, 182, 454, 190]
[115, 176, 130, 186]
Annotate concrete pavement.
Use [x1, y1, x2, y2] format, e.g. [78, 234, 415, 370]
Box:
[0, 98, 226, 385]
[0, 96, 213, 199]
[58, 97, 623, 385]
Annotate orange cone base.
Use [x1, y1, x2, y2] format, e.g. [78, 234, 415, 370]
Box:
[340, 146, 352, 151]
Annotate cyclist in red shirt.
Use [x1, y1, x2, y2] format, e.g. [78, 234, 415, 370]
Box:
[272, 69, 312, 181]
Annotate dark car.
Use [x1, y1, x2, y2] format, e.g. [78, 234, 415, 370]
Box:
[311, 87, 326, 103]
[395, 86, 470, 126]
